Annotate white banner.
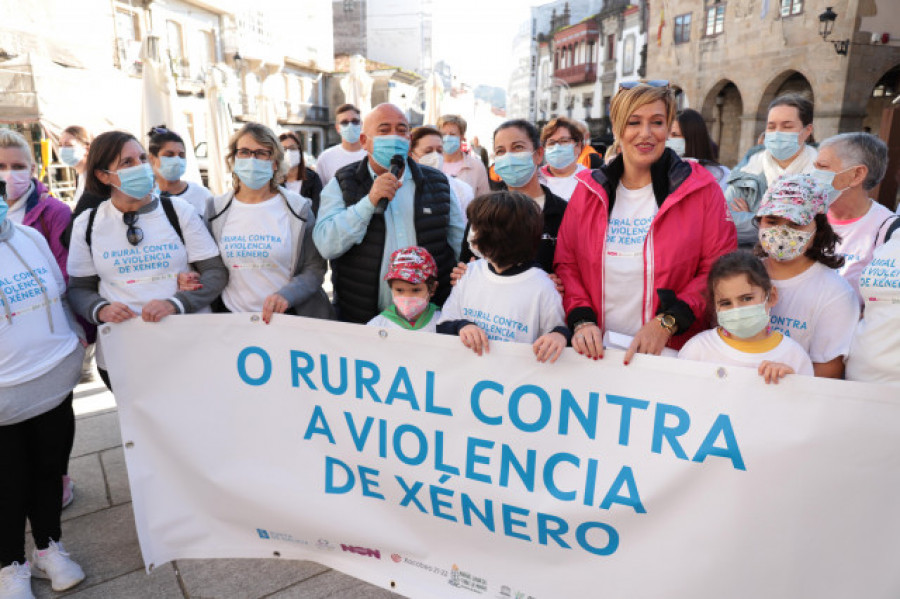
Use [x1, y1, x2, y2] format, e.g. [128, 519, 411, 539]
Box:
[103, 315, 900, 599]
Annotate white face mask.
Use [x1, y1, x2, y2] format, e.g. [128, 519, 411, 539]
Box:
[467, 227, 483, 259]
[285, 149, 301, 168]
[418, 151, 444, 170]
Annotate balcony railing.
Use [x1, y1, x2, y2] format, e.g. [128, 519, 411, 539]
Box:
[554, 63, 598, 86]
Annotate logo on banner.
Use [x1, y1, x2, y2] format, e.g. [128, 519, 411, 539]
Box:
[255, 528, 309, 546]
[449, 564, 488, 594]
[316, 538, 336, 551]
[341, 544, 381, 559]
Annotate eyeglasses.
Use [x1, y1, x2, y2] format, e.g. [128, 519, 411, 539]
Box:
[123, 211, 143, 246]
[338, 118, 361, 126]
[545, 138, 576, 148]
[618, 80, 670, 91]
[235, 148, 273, 160]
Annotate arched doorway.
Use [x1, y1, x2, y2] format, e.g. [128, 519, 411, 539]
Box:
[702, 80, 744, 167]
[757, 71, 815, 123]
[863, 64, 900, 134]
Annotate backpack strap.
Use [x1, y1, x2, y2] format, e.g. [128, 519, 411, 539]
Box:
[280, 190, 307, 221]
[160, 196, 185, 245]
[85, 206, 99, 251]
[884, 215, 900, 243]
[208, 194, 233, 222]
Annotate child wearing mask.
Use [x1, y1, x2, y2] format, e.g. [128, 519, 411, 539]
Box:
[678, 250, 813, 384]
[437, 191, 570, 363]
[755, 174, 858, 379]
[368, 246, 441, 331]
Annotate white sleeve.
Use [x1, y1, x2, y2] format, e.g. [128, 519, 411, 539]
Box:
[177, 202, 220, 262]
[436, 274, 467, 324]
[538, 278, 566, 334]
[66, 210, 98, 277]
[677, 335, 705, 361]
[809, 280, 860, 363]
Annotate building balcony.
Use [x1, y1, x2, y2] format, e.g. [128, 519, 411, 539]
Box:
[554, 63, 598, 86]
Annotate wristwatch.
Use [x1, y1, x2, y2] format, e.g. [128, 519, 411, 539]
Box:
[656, 314, 677, 335]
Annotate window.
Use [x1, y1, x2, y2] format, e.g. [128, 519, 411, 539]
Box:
[705, 4, 725, 37]
[114, 6, 141, 72]
[606, 34, 615, 61]
[166, 20, 188, 77]
[780, 0, 802, 16]
[674, 13, 691, 43]
[583, 94, 593, 108]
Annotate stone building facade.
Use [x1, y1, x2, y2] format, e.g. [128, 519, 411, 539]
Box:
[647, 0, 900, 167]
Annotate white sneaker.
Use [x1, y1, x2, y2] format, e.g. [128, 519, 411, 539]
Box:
[0, 562, 34, 599]
[30, 541, 84, 592]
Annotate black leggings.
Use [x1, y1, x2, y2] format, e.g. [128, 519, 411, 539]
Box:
[0, 395, 73, 566]
[98, 368, 112, 391]
[62, 392, 75, 476]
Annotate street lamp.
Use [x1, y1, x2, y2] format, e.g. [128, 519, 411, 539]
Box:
[818, 7, 850, 56]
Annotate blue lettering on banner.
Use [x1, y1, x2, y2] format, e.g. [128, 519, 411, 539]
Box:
[236, 346, 747, 557]
[221, 234, 283, 260]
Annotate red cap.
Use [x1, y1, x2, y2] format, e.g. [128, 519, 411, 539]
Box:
[384, 246, 437, 284]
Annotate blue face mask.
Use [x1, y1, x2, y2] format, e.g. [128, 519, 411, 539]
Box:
[60, 145, 85, 167]
[340, 123, 362, 144]
[233, 158, 273, 190]
[372, 135, 410, 169]
[158, 156, 186, 181]
[0, 197, 7, 227]
[765, 131, 801, 161]
[494, 151, 537, 188]
[811, 167, 854, 204]
[717, 300, 769, 339]
[544, 144, 576, 169]
[109, 163, 155, 199]
[442, 135, 461, 155]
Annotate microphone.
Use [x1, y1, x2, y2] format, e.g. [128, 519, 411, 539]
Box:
[377, 154, 406, 213]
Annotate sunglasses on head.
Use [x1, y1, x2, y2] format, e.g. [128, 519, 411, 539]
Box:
[618, 80, 670, 91]
[123, 211, 143, 246]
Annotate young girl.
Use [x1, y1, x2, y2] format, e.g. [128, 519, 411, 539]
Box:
[367, 246, 441, 332]
[754, 174, 859, 378]
[437, 191, 570, 363]
[678, 250, 813, 383]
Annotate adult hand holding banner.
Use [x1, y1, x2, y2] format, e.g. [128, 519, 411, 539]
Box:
[103, 315, 900, 599]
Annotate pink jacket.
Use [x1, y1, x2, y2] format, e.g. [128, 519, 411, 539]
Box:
[554, 154, 737, 350]
[22, 180, 72, 282]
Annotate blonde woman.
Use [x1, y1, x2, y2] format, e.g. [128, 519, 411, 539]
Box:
[555, 81, 737, 363]
[204, 122, 332, 322]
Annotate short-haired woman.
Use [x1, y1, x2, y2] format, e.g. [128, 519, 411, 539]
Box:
[555, 81, 737, 363]
[66, 131, 227, 388]
[539, 116, 588, 201]
[146, 125, 213, 216]
[205, 122, 332, 322]
[814, 132, 895, 301]
[408, 126, 474, 216]
[278, 131, 323, 215]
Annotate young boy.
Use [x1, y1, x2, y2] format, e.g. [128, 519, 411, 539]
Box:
[367, 246, 441, 332]
[437, 191, 571, 363]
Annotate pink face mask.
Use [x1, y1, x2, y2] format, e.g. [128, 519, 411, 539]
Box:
[0, 169, 32, 201]
[394, 296, 428, 321]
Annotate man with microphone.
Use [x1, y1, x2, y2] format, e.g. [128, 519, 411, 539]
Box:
[314, 103, 465, 323]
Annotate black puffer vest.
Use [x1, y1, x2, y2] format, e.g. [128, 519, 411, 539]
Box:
[332, 157, 455, 323]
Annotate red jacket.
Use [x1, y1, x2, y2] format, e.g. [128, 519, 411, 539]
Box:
[554, 153, 737, 349]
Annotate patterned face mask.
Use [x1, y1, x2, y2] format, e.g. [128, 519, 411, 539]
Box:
[759, 224, 813, 261]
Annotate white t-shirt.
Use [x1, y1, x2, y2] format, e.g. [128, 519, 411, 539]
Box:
[367, 309, 442, 333]
[845, 238, 900, 384]
[767, 261, 859, 363]
[67, 197, 219, 368]
[170, 181, 214, 216]
[315, 145, 367, 185]
[604, 182, 658, 336]
[449, 176, 474, 218]
[539, 164, 587, 201]
[828, 200, 896, 302]
[218, 196, 294, 313]
[678, 328, 814, 376]
[0, 224, 79, 386]
[437, 259, 565, 344]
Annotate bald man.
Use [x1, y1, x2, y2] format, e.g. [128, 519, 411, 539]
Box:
[314, 103, 465, 323]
